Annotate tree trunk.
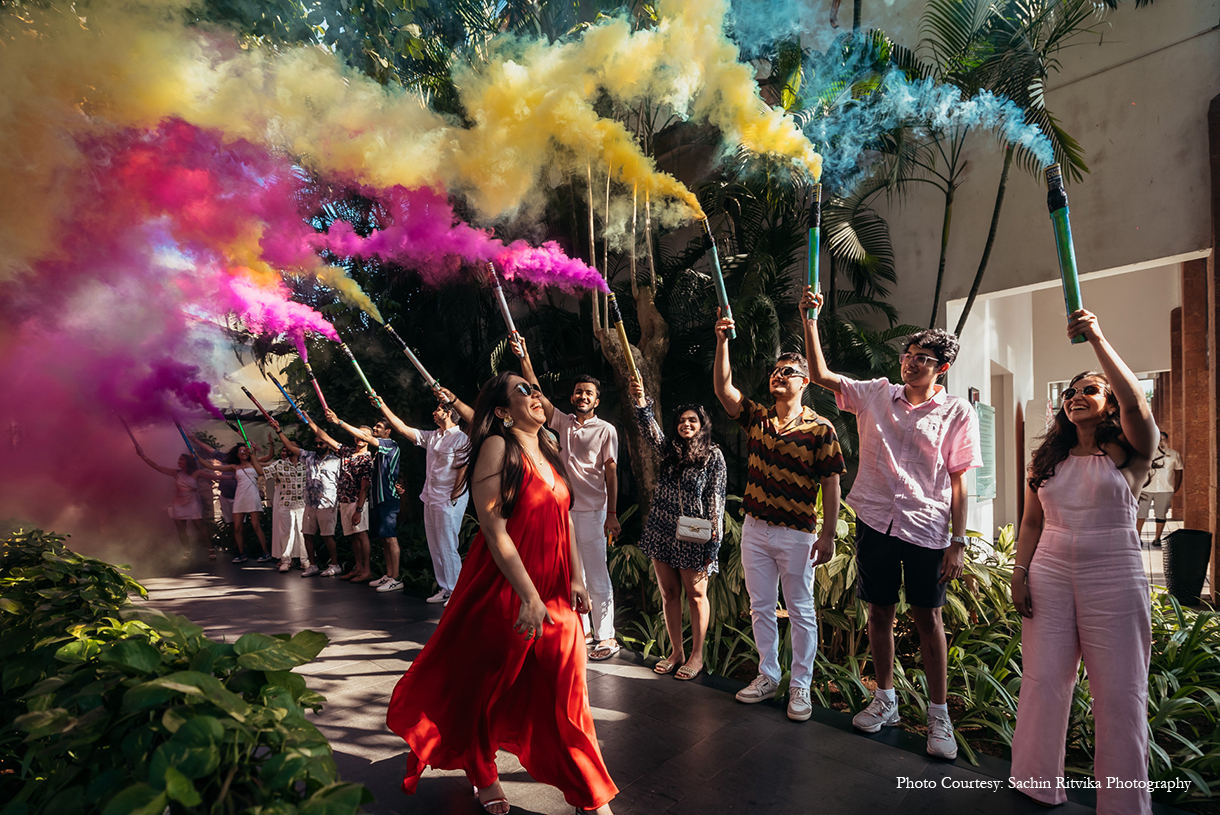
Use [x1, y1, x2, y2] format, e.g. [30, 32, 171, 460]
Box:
[928, 185, 955, 329]
[954, 145, 1014, 337]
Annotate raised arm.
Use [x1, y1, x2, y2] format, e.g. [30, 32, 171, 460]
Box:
[628, 378, 665, 452]
[308, 417, 342, 452]
[510, 335, 554, 424]
[189, 433, 221, 459]
[370, 395, 422, 445]
[265, 417, 302, 457]
[471, 435, 555, 635]
[433, 386, 474, 425]
[135, 449, 179, 478]
[799, 288, 843, 394]
[713, 310, 744, 418]
[325, 408, 377, 446]
[1068, 309, 1158, 459]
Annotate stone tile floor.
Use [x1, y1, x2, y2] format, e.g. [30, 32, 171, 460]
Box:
[134, 558, 1189, 815]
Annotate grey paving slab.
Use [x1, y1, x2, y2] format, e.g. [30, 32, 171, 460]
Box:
[134, 558, 1189, 815]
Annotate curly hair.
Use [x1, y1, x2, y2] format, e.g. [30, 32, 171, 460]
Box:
[904, 329, 960, 367]
[660, 404, 718, 475]
[1028, 372, 1135, 490]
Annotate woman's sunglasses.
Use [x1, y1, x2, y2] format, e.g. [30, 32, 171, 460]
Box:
[514, 383, 542, 396]
[1061, 385, 1104, 401]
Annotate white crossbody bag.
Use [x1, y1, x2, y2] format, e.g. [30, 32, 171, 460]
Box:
[675, 480, 712, 544]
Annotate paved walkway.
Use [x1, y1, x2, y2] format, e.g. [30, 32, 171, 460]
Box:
[135, 560, 1184, 815]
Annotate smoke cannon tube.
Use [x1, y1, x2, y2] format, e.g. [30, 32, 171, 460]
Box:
[118, 415, 140, 448]
[302, 361, 330, 414]
[231, 409, 251, 446]
[700, 218, 735, 340]
[488, 263, 525, 357]
[606, 293, 640, 383]
[339, 343, 378, 398]
[807, 184, 822, 320]
[1045, 164, 1086, 345]
[383, 324, 440, 390]
[173, 420, 199, 460]
[268, 375, 310, 425]
[240, 386, 275, 423]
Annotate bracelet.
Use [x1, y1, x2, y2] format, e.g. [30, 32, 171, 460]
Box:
[1013, 564, 1029, 579]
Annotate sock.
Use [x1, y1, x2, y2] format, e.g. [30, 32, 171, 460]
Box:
[876, 687, 896, 704]
[928, 702, 950, 721]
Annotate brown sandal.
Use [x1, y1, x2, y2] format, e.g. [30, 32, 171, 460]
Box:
[675, 664, 703, 681]
[653, 657, 681, 675]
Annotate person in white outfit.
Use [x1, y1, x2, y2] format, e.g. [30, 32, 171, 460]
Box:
[251, 424, 311, 573]
[200, 443, 272, 564]
[1135, 430, 1182, 547]
[372, 386, 475, 602]
[277, 419, 343, 577]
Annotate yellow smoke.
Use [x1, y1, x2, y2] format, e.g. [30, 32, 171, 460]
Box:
[316, 266, 384, 324]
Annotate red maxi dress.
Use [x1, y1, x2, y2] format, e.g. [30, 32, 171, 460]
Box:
[386, 461, 618, 810]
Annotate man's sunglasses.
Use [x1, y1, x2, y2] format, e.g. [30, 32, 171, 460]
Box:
[1061, 385, 1105, 400]
[514, 383, 543, 396]
[899, 352, 940, 368]
[769, 366, 806, 379]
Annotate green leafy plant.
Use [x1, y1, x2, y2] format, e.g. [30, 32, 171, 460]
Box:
[0, 528, 372, 815]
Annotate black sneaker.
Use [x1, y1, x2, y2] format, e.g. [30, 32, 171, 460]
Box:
[256, 553, 274, 563]
[232, 554, 248, 564]
[1152, 538, 1162, 548]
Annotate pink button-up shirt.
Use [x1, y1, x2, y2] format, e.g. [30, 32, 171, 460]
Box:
[837, 378, 982, 549]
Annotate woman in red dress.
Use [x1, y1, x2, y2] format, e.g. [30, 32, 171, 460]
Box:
[387, 372, 618, 815]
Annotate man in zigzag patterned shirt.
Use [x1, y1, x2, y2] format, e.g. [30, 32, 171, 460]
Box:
[713, 310, 845, 723]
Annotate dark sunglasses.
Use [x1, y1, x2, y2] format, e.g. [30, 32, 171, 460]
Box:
[514, 383, 542, 396]
[1061, 385, 1104, 400]
[769, 366, 805, 379]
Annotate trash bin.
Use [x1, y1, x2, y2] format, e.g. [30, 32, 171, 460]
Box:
[1162, 529, 1213, 606]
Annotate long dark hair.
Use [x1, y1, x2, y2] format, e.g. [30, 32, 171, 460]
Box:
[453, 372, 569, 517]
[661, 404, 717, 475]
[1028, 371, 1135, 490]
[224, 444, 248, 465]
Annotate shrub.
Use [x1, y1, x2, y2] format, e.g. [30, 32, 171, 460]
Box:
[0, 528, 372, 815]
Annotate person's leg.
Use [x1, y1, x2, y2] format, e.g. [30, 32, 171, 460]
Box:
[903, 541, 950, 705]
[1135, 492, 1152, 540]
[854, 520, 902, 690]
[773, 528, 818, 690]
[248, 510, 269, 553]
[740, 516, 782, 685]
[174, 520, 190, 555]
[272, 504, 290, 564]
[910, 607, 947, 703]
[231, 512, 247, 555]
[355, 531, 372, 579]
[679, 567, 711, 677]
[573, 510, 616, 650]
[383, 536, 400, 578]
[868, 604, 898, 689]
[435, 496, 468, 592]
[652, 560, 686, 668]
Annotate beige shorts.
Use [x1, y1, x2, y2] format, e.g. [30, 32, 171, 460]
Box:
[340, 501, 369, 535]
[304, 505, 338, 537]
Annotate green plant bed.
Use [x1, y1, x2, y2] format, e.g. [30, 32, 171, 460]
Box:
[0, 528, 373, 815]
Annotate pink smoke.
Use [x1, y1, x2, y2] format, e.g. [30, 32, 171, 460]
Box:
[223, 275, 340, 341]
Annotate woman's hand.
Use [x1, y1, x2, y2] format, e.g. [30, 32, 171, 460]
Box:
[627, 377, 647, 408]
[514, 595, 554, 641]
[1011, 571, 1033, 618]
[570, 581, 591, 615]
[1067, 308, 1104, 345]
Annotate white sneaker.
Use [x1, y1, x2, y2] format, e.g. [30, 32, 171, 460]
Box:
[376, 578, 403, 593]
[301, 564, 320, 578]
[426, 589, 451, 604]
[853, 694, 900, 733]
[735, 673, 779, 704]
[787, 687, 812, 721]
[277, 560, 291, 573]
[927, 715, 958, 760]
[369, 575, 391, 588]
[320, 564, 341, 577]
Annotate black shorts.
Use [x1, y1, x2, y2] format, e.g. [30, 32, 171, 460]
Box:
[855, 519, 947, 608]
[371, 499, 400, 539]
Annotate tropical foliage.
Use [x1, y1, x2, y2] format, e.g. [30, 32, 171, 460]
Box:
[0, 528, 371, 815]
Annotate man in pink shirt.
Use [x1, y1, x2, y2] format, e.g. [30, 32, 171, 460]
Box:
[802, 289, 982, 760]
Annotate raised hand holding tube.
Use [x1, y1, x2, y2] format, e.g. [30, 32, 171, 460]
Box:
[700, 217, 735, 340]
[1045, 164, 1086, 346]
[606, 293, 640, 383]
[488, 262, 525, 357]
[806, 184, 822, 320]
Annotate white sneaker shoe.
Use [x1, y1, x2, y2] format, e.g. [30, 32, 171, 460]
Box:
[320, 564, 341, 577]
[927, 715, 958, 760]
[787, 686, 812, 721]
[369, 575, 391, 588]
[852, 694, 900, 733]
[277, 560, 291, 573]
[301, 564, 320, 578]
[376, 578, 404, 593]
[426, 589, 451, 604]
[735, 673, 779, 704]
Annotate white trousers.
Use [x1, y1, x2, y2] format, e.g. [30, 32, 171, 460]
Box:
[423, 495, 469, 593]
[271, 505, 308, 562]
[741, 515, 818, 689]
[572, 509, 614, 642]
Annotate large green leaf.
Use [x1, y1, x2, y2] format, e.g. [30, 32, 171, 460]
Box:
[99, 639, 162, 674]
[100, 785, 167, 815]
[235, 631, 328, 671]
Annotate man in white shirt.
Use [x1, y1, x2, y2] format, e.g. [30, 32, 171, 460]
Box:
[373, 388, 475, 602]
[512, 337, 621, 661]
[1136, 430, 1183, 547]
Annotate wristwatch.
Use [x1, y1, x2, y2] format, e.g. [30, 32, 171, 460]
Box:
[950, 535, 969, 545]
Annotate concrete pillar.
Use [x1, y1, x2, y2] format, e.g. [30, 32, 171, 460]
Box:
[1170, 309, 1183, 520]
[1207, 93, 1220, 598]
